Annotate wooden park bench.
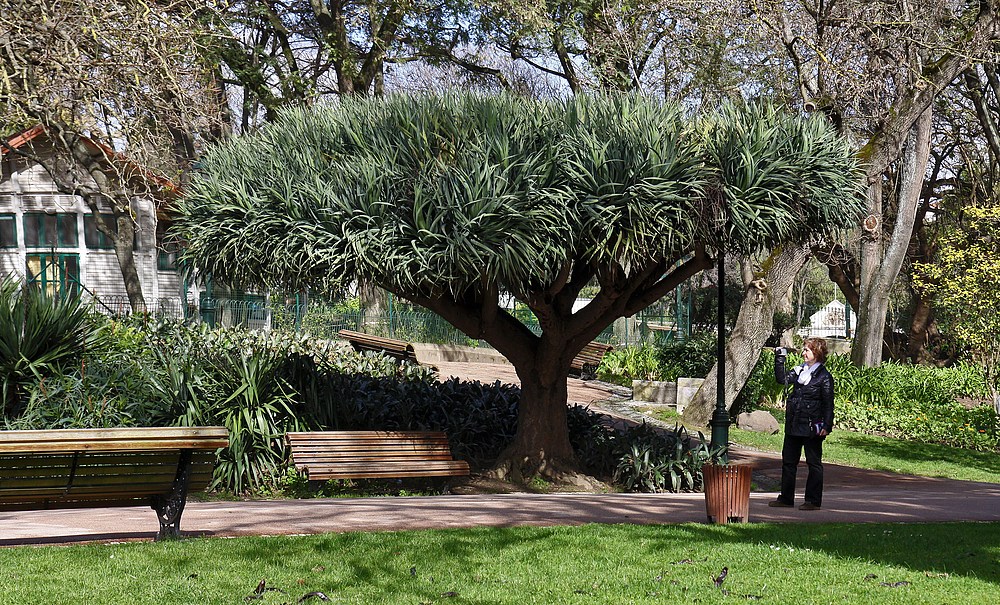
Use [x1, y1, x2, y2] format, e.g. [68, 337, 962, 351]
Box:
[0, 426, 229, 540]
[570, 341, 615, 378]
[338, 329, 418, 363]
[286, 431, 470, 482]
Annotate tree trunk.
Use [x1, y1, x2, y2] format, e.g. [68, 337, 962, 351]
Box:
[79, 190, 147, 313]
[852, 108, 933, 366]
[905, 296, 934, 362]
[682, 244, 811, 427]
[112, 211, 146, 312]
[492, 360, 576, 482]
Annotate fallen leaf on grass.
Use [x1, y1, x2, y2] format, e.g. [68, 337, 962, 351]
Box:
[879, 581, 911, 588]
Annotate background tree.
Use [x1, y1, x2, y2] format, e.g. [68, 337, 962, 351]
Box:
[0, 0, 223, 311]
[466, 0, 758, 99]
[751, 0, 1000, 366]
[174, 94, 862, 480]
[913, 204, 1000, 413]
[683, 243, 813, 426]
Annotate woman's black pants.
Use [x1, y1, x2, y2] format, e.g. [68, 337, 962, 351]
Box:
[778, 434, 824, 506]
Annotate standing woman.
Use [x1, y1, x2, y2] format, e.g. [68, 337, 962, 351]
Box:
[769, 338, 835, 510]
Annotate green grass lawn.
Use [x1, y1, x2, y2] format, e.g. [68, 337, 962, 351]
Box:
[2, 523, 998, 604]
[648, 408, 1000, 484]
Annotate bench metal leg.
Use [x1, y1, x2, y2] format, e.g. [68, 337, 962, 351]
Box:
[151, 450, 193, 540]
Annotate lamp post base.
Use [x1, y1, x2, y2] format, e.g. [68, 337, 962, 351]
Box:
[710, 409, 730, 463]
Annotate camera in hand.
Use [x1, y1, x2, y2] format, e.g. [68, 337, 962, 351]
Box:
[775, 347, 788, 357]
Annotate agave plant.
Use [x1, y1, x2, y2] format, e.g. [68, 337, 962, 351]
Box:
[0, 277, 108, 418]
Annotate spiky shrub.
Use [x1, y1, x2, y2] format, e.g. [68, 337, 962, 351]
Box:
[733, 349, 781, 415]
[824, 355, 998, 451]
[137, 320, 438, 493]
[0, 277, 109, 418]
[597, 344, 663, 386]
[612, 423, 711, 493]
[756, 353, 998, 451]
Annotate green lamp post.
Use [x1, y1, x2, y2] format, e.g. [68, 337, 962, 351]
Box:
[709, 246, 729, 462]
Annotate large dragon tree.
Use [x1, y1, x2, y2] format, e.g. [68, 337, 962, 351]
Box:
[174, 94, 863, 481]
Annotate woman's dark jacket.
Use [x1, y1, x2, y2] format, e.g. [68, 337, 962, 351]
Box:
[775, 355, 835, 438]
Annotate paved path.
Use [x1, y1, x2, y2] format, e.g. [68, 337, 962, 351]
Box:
[2, 362, 998, 546]
[3, 472, 999, 546]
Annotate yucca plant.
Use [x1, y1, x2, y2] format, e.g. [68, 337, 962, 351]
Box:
[0, 277, 108, 418]
[190, 348, 303, 494]
[612, 422, 710, 493]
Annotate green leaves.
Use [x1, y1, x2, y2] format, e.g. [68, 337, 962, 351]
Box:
[701, 102, 865, 254]
[0, 277, 109, 418]
[176, 93, 863, 301]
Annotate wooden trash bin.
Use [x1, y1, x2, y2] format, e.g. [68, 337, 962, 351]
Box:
[703, 464, 752, 524]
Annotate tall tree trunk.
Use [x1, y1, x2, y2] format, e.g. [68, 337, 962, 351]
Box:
[906, 297, 935, 362]
[683, 244, 811, 426]
[494, 358, 576, 482]
[852, 108, 933, 366]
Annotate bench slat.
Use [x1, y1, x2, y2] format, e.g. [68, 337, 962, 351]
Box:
[570, 341, 614, 372]
[0, 496, 161, 511]
[287, 430, 469, 480]
[0, 426, 229, 454]
[337, 330, 418, 362]
[301, 461, 471, 480]
[0, 450, 216, 465]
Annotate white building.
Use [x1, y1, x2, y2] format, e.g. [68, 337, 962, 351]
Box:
[801, 300, 856, 338]
[1, 125, 188, 314]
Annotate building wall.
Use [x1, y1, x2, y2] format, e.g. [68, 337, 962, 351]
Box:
[0, 143, 184, 308]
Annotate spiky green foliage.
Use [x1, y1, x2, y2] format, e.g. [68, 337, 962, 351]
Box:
[175, 94, 863, 299]
[702, 102, 864, 253]
[0, 277, 108, 417]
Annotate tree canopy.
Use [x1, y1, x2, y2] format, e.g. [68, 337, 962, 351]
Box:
[176, 93, 864, 479]
[178, 94, 861, 299]
[914, 204, 1000, 410]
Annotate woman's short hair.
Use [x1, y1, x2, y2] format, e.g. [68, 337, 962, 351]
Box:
[803, 337, 829, 363]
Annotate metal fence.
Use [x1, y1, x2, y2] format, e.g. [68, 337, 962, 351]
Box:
[91, 295, 684, 347]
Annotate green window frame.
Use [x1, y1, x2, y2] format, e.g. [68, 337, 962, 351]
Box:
[0, 214, 16, 248]
[25, 253, 81, 298]
[84, 214, 116, 250]
[23, 212, 78, 248]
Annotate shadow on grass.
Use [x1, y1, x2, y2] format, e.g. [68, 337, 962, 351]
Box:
[831, 431, 1000, 481]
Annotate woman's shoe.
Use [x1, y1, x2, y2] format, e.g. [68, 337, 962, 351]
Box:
[768, 499, 793, 508]
[799, 502, 821, 510]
